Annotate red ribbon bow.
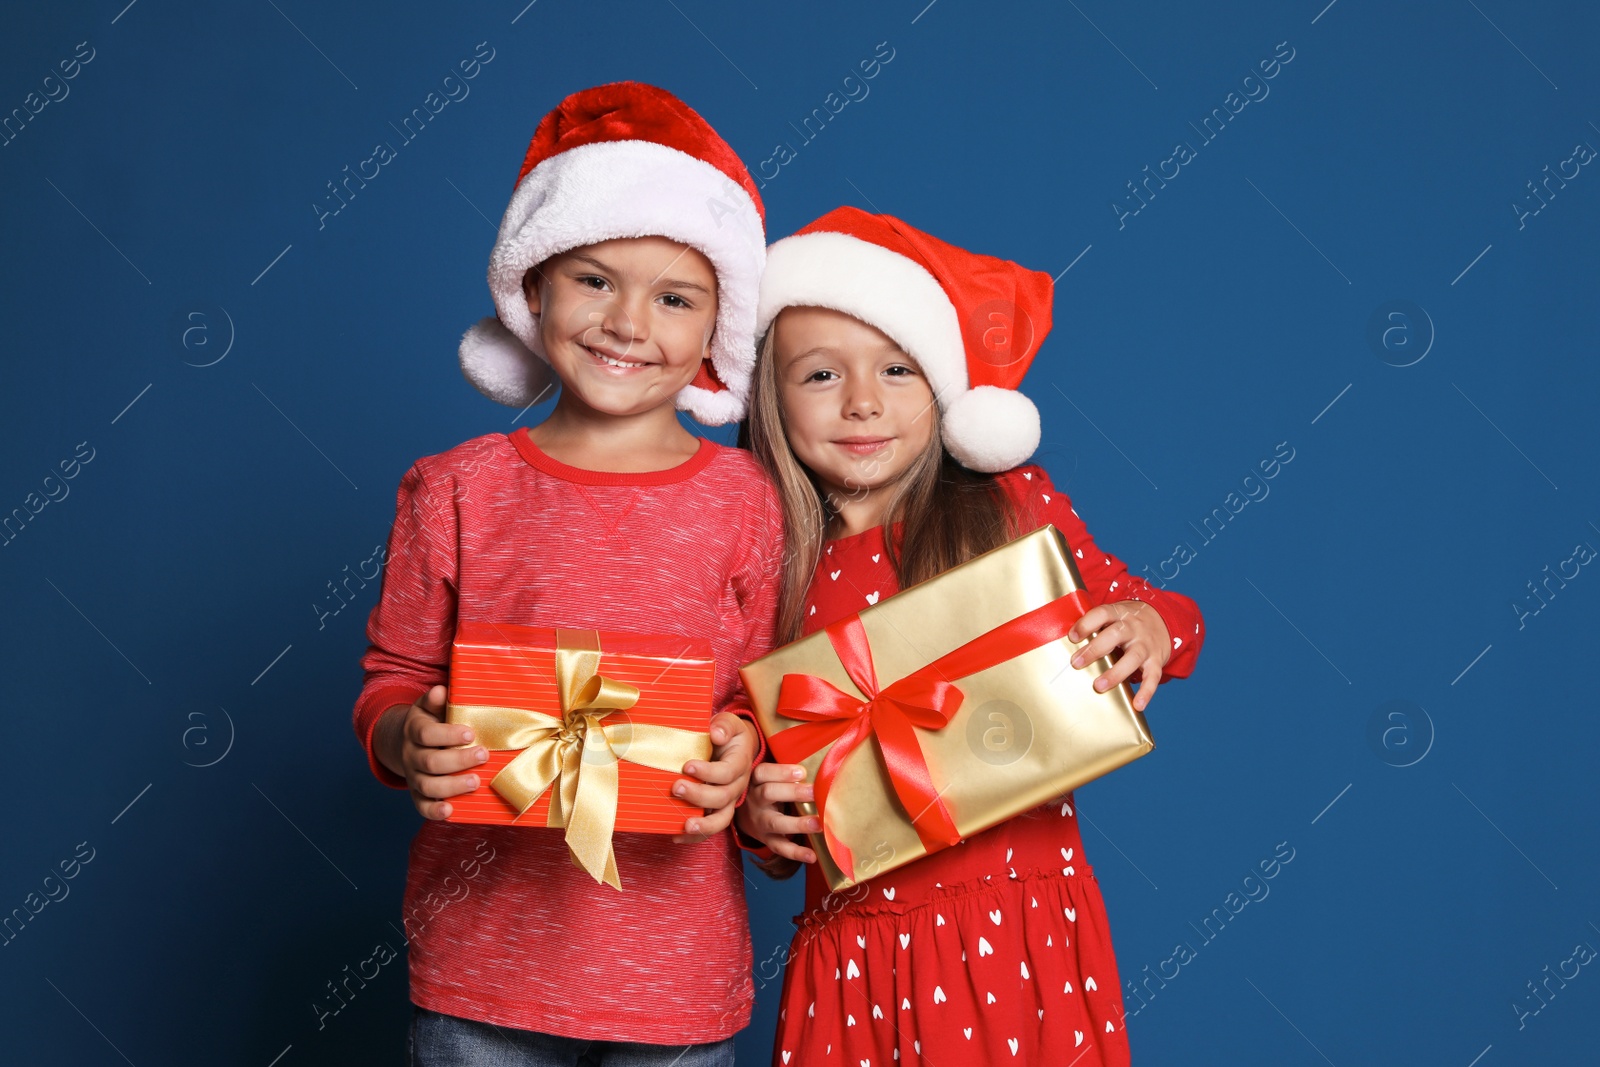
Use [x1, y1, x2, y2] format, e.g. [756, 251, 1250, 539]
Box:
[767, 590, 1091, 881]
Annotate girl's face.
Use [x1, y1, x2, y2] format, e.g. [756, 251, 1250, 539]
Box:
[525, 235, 718, 418]
[772, 305, 937, 514]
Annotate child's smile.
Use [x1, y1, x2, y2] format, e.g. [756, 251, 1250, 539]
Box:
[580, 338, 656, 372]
[832, 434, 895, 456]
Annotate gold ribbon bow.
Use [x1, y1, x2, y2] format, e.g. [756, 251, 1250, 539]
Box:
[447, 629, 711, 889]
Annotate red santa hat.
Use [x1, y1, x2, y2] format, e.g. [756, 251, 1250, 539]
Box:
[459, 82, 767, 425]
[755, 207, 1053, 473]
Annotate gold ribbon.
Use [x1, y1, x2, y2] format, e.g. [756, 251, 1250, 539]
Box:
[447, 628, 711, 889]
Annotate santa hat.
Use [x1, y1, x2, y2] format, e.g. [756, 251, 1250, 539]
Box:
[755, 207, 1053, 472]
[459, 82, 767, 425]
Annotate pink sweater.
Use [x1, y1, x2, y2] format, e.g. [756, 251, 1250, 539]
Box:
[354, 427, 784, 1042]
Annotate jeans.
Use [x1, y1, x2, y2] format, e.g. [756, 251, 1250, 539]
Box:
[408, 1006, 738, 1067]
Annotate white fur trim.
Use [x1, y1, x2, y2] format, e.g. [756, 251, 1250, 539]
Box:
[756, 230, 968, 402]
[941, 385, 1040, 473]
[475, 140, 765, 424]
[459, 316, 559, 408]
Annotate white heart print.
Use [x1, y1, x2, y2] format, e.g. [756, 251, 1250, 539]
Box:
[865, 591, 880, 604]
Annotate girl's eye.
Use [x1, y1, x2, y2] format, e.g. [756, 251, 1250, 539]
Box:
[659, 293, 691, 309]
[805, 369, 837, 383]
[577, 275, 609, 291]
[885, 364, 917, 377]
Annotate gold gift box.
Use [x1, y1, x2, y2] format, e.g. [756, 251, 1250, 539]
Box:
[739, 524, 1154, 891]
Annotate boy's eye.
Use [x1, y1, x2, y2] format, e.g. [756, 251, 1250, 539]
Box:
[885, 364, 917, 377]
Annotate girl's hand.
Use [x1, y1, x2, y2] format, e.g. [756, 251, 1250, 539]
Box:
[1067, 599, 1172, 712]
[671, 712, 760, 844]
[376, 685, 491, 820]
[737, 762, 819, 864]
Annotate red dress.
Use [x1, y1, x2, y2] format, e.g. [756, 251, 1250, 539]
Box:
[767, 465, 1205, 1066]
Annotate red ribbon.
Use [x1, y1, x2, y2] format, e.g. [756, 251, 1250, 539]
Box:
[767, 590, 1092, 881]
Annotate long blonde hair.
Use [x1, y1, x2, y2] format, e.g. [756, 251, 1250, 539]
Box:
[740, 315, 1019, 644]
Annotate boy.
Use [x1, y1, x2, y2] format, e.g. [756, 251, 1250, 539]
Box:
[354, 83, 778, 1064]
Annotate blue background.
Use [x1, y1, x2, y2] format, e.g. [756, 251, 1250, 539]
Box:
[2, 1, 1597, 1063]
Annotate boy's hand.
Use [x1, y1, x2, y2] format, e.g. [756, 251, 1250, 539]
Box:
[736, 762, 819, 864]
[671, 712, 759, 844]
[1066, 599, 1173, 712]
[376, 685, 490, 820]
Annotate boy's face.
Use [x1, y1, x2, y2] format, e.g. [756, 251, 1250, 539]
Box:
[524, 236, 718, 419]
[771, 305, 937, 508]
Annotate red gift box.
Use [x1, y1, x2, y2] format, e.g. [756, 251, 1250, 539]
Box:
[443, 622, 715, 885]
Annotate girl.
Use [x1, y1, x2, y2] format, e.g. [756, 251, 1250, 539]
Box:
[735, 208, 1206, 1065]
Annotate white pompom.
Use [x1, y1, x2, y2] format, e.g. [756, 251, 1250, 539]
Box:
[458, 316, 557, 408]
[942, 385, 1041, 473]
[675, 381, 748, 427]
